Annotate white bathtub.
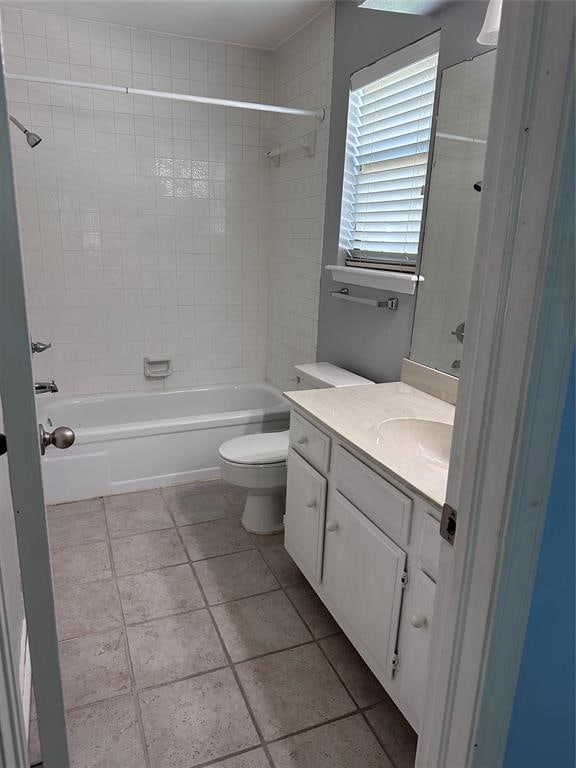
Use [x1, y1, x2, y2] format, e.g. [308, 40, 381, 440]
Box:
[39, 382, 289, 504]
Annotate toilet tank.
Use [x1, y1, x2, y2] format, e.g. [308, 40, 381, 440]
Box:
[293, 362, 373, 390]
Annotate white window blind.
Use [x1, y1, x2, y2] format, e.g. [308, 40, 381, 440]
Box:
[342, 41, 439, 271]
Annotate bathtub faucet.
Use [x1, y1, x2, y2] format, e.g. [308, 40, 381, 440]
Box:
[34, 380, 59, 395]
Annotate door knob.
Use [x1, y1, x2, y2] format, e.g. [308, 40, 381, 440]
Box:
[39, 424, 75, 455]
[326, 520, 339, 532]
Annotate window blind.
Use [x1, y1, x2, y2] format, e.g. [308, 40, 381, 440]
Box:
[344, 50, 439, 270]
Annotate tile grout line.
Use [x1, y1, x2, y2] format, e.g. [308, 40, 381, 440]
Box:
[171, 520, 277, 768]
[102, 495, 154, 768]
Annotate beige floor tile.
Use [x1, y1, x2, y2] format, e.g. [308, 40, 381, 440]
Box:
[258, 543, 305, 588]
[118, 564, 205, 624]
[51, 541, 112, 587]
[59, 630, 131, 709]
[194, 549, 278, 605]
[127, 609, 226, 688]
[249, 532, 284, 549]
[268, 714, 393, 768]
[211, 750, 270, 768]
[47, 497, 103, 520]
[111, 528, 187, 576]
[48, 509, 107, 550]
[105, 489, 173, 538]
[212, 590, 312, 662]
[285, 583, 340, 639]
[236, 644, 355, 741]
[320, 634, 386, 708]
[55, 579, 123, 640]
[221, 485, 247, 516]
[139, 667, 259, 768]
[162, 484, 232, 525]
[365, 700, 418, 768]
[67, 695, 147, 768]
[179, 518, 254, 561]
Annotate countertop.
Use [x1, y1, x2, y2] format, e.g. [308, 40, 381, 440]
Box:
[284, 382, 455, 508]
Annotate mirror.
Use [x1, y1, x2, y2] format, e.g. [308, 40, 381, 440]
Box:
[410, 50, 497, 376]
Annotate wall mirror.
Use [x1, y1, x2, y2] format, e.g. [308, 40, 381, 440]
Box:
[410, 49, 497, 376]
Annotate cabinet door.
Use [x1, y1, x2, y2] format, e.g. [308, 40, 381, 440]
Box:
[284, 448, 327, 582]
[397, 569, 436, 727]
[323, 490, 407, 678]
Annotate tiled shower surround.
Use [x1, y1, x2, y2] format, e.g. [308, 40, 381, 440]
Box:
[1, 5, 333, 394]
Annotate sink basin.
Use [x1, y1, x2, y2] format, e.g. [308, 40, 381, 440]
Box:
[377, 418, 453, 469]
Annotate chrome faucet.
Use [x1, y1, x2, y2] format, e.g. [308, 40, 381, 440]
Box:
[34, 381, 58, 395]
[31, 340, 52, 354]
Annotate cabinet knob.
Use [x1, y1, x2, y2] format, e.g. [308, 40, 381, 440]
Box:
[326, 521, 339, 532]
[305, 499, 317, 508]
[410, 614, 427, 628]
[296, 436, 308, 445]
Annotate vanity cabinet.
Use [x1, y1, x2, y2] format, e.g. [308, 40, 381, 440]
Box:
[284, 448, 326, 581]
[323, 490, 407, 678]
[284, 408, 442, 733]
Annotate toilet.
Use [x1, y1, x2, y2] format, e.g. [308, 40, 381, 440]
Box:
[219, 363, 373, 534]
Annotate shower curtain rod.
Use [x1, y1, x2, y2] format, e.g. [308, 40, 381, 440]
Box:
[5, 73, 325, 121]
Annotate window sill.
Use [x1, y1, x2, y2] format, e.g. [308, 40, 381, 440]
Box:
[325, 265, 423, 295]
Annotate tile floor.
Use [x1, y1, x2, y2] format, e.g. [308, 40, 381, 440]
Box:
[30, 480, 417, 768]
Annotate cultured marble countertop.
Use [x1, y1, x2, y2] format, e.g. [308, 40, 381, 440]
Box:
[284, 382, 456, 508]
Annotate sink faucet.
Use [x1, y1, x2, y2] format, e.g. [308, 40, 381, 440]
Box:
[34, 380, 58, 395]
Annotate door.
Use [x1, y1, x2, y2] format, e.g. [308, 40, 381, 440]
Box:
[322, 490, 407, 678]
[284, 448, 327, 582]
[0, 54, 70, 767]
[397, 569, 436, 727]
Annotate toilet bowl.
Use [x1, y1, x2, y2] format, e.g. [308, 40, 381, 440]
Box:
[219, 363, 374, 534]
[219, 431, 289, 535]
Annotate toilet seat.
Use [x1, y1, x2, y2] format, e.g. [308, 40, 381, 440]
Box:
[219, 430, 289, 466]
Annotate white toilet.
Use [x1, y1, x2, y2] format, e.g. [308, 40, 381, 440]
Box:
[219, 363, 373, 535]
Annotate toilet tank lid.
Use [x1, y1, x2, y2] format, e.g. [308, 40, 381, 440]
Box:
[294, 362, 374, 388]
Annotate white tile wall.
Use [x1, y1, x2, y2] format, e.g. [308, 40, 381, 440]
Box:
[265, 6, 334, 391]
[1, 5, 334, 395]
[2, 7, 275, 394]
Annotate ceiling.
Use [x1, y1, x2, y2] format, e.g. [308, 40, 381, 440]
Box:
[3, 0, 332, 49]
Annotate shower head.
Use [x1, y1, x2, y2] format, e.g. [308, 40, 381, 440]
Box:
[9, 114, 42, 148]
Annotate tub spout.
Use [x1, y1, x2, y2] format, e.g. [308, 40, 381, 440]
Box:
[35, 380, 58, 395]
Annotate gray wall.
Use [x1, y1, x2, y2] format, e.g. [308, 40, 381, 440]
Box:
[316, 0, 490, 382]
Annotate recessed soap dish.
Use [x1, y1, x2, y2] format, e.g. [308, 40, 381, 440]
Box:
[144, 357, 172, 378]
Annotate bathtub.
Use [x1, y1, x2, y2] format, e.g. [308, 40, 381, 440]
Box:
[39, 382, 290, 504]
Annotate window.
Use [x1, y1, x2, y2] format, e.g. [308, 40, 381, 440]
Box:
[340, 35, 439, 272]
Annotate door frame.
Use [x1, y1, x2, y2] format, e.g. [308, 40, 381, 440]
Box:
[417, 2, 575, 767]
[0, 40, 70, 768]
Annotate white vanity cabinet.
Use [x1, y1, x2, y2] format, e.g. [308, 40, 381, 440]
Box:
[284, 408, 442, 733]
[322, 490, 407, 679]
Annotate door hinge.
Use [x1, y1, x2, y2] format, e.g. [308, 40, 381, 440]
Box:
[400, 572, 408, 589]
[440, 503, 457, 545]
[391, 652, 400, 672]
